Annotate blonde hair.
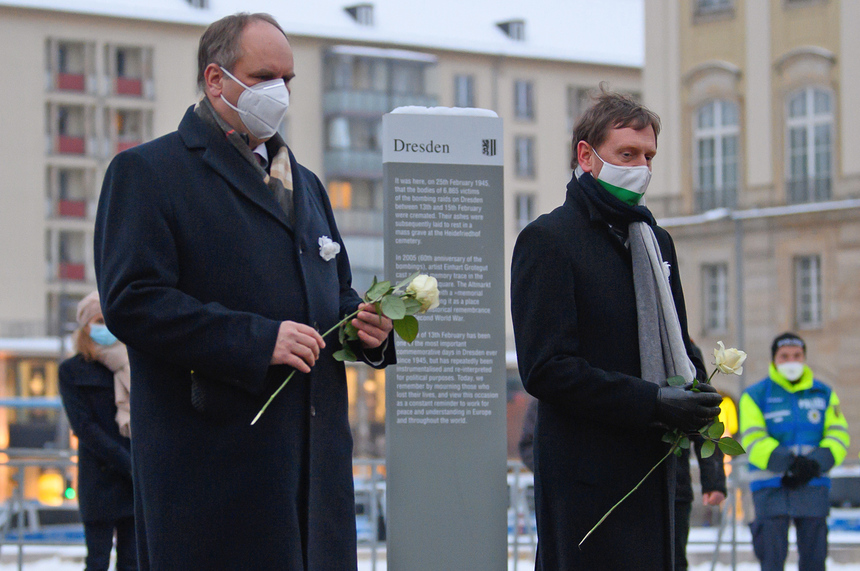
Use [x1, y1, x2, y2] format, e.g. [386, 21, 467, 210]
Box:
[74, 324, 100, 362]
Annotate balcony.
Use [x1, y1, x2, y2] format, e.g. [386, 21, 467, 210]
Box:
[324, 149, 382, 179]
[324, 90, 437, 117]
[58, 263, 85, 281]
[115, 77, 143, 96]
[57, 200, 87, 218]
[56, 73, 85, 92]
[56, 136, 86, 155]
[116, 140, 142, 153]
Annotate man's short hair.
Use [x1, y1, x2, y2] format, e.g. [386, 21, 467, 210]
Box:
[570, 84, 662, 169]
[197, 12, 288, 92]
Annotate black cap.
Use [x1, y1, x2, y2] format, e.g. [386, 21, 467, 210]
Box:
[771, 332, 805, 360]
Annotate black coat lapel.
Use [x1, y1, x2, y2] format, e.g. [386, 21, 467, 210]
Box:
[177, 106, 293, 232]
[287, 147, 311, 241]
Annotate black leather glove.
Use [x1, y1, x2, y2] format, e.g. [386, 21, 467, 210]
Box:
[655, 382, 722, 432]
[781, 455, 821, 489]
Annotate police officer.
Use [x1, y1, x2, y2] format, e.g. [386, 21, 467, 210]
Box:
[740, 332, 850, 571]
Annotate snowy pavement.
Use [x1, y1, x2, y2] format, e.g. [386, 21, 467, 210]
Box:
[2, 529, 860, 570]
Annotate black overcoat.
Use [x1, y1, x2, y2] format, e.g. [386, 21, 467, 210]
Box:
[94, 106, 394, 570]
[58, 355, 133, 523]
[511, 175, 702, 570]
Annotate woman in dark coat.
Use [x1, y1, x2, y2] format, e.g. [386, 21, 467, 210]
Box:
[58, 292, 135, 571]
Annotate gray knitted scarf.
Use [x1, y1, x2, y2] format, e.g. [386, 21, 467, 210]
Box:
[575, 168, 695, 387]
[628, 222, 696, 386]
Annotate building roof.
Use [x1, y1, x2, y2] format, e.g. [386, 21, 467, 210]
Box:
[1, 0, 643, 67]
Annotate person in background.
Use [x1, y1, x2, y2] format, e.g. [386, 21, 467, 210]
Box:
[740, 332, 850, 571]
[58, 291, 135, 571]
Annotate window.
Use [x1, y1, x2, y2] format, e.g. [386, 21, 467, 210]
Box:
[49, 167, 90, 218]
[702, 264, 728, 333]
[107, 108, 151, 154]
[786, 87, 833, 203]
[567, 87, 593, 132]
[46, 39, 93, 93]
[58, 231, 86, 281]
[795, 255, 822, 328]
[116, 109, 143, 138]
[345, 4, 374, 26]
[695, 0, 733, 15]
[46, 293, 86, 335]
[325, 54, 389, 92]
[514, 81, 534, 120]
[328, 181, 353, 209]
[327, 179, 380, 210]
[694, 100, 739, 211]
[391, 62, 424, 95]
[50, 104, 91, 155]
[116, 48, 141, 95]
[104, 44, 152, 98]
[515, 137, 535, 178]
[515, 193, 535, 231]
[326, 117, 381, 151]
[497, 20, 525, 41]
[53, 41, 87, 91]
[454, 75, 475, 108]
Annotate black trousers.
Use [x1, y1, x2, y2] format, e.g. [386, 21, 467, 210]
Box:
[83, 515, 137, 571]
[750, 515, 827, 571]
[674, 499, 692, 571]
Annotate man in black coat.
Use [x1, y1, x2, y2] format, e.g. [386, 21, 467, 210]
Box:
[94, 13, 395, 570]
[511, 88, 722, 570]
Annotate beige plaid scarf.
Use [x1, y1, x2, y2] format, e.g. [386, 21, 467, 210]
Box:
[195, 98, 294, 223]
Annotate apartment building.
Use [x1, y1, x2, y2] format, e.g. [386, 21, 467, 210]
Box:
[644, 0, 860, 448]
[0, 0, 643, 461]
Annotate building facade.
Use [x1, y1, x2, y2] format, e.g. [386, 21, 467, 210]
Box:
[644, 0, 860, 450]
[0, 0, 642, 467]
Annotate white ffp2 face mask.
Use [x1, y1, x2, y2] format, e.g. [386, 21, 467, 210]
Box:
[220, 67, 289, 140]
[776, 361, 805, 382]
[592, 147, 652, 205]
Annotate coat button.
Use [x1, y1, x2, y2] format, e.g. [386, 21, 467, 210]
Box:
[310, 406, 316, 417]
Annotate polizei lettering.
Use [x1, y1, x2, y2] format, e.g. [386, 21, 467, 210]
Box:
[393, 139, 450, 154]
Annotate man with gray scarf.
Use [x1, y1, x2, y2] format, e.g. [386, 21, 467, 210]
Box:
[511, 87, 722, 570]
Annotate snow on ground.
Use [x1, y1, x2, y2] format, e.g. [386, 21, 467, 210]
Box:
[4, 536, 860, 570]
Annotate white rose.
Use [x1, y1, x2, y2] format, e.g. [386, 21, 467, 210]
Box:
[406, 274, 440, 313]
[318, 236, 340, 262]
[713, 341, 747, 375]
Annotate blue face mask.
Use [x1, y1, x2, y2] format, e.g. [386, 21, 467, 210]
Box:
[89, 324, 118, 346]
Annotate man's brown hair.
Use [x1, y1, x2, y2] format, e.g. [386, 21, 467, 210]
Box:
[197, 12, 288, 91]
[570, 83, 661, 169]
